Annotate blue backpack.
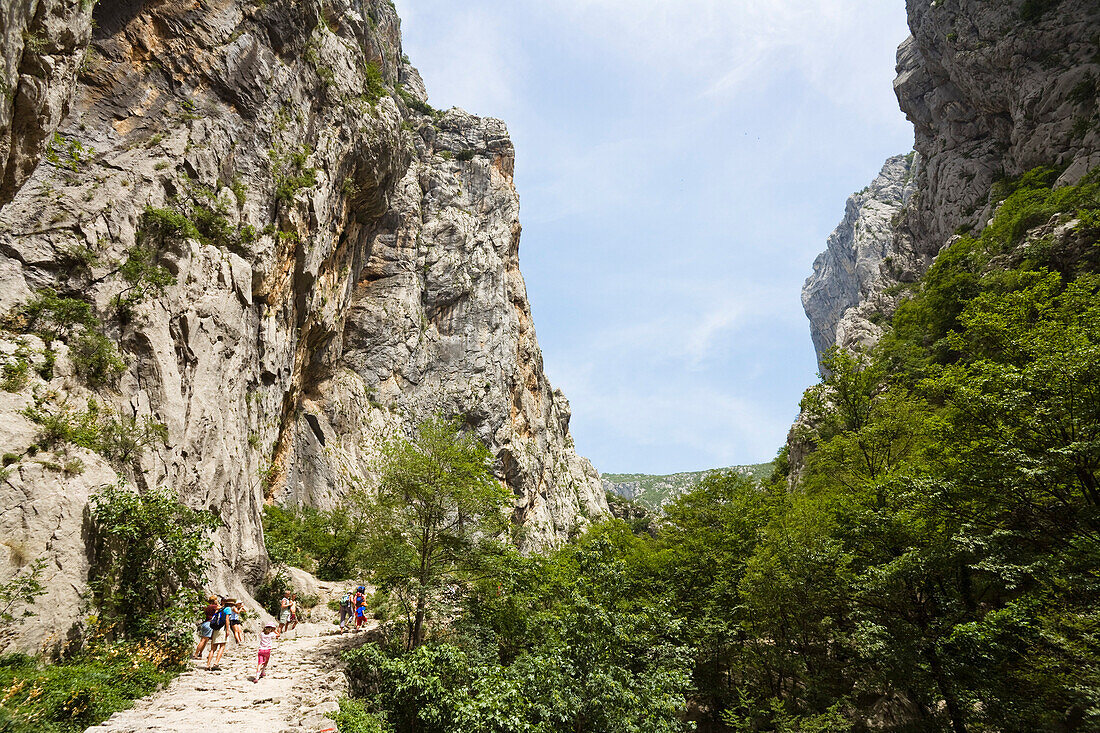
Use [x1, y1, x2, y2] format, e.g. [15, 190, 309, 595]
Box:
[210, 607, 228, 630]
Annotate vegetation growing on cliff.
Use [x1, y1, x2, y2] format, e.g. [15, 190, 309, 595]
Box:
[336, 168, 1100, 732]
[0, 486, 216, 732]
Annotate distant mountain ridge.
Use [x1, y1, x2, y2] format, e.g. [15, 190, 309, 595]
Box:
[601, 464, 773, 510]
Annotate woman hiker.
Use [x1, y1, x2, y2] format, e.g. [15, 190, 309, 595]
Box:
[338, 588, 353, 633]
[205, 598, 234, 671]
[278, 590, 292, 633]
[193, 595, 218, 659]
[225, 597, 244, 645]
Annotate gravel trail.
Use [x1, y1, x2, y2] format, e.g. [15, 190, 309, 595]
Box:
[85, 622, 373, 733]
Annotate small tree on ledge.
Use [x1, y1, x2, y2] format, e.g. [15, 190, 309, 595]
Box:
[365, 416, 511, 649]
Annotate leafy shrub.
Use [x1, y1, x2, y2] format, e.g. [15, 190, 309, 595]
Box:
[253, 570, 292, 618]
[1, 347, 31, 392]
[344, 538, 694, 733]
[44, 133, 94, 172]
[395, 84, 436, 117]
[331, 697, 390, 733]
[70, 330, 125, 388]
[11, 289, 124, 387]
[113, 244, 175, 317]
[0, 640, 183, 732]
[271, 147, 318, 204]
[363, 62, 387, 104]
[0, 559, 47, 637]
[18, 289, 94, 344]
[88, 483, 218, 644]
[22, 398, 165, 470]
[262, 504, 370, 581]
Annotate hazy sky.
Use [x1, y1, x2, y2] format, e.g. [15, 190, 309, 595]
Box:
[394, 0, 915, 474]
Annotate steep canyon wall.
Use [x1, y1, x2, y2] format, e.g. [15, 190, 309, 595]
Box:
[0, 0, 604, 654]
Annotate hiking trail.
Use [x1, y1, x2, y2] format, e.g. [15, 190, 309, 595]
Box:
[85, 620, 372, 733]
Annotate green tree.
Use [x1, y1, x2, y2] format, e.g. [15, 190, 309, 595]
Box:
[365, 417, 510, 648]
[262, 502, 372, 580]
[89, 482, 218, 646]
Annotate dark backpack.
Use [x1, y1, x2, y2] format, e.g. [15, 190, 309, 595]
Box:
[211, 608, 227, 630]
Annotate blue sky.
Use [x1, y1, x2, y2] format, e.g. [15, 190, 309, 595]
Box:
[395, 0, 915, 474]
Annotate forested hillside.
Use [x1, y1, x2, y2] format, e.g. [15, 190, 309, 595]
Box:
[601, 464, 772, 510]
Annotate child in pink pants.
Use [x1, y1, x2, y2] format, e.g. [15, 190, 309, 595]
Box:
[255, 621, 279, 682]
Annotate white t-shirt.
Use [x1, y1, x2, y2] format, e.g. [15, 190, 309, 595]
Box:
[259, 631, 277, 650]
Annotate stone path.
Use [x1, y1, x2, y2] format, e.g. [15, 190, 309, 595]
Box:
[86, 621, 375, 733]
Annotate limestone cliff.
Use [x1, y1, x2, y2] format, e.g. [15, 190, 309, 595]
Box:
[804, 1, 1100, 362]
[802, 153, 918, 367]
[0, 0, 604, 654]
[793, 0, 1100, 479]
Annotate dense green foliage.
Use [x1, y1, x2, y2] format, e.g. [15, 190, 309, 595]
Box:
[0, 486, 212, 731]
[0, 642, 181, 732]
[343, 534, 694, 733]
[342, 168, 1100, 732]
[88, 483, 218, 644]
[262, 503, 371, 581]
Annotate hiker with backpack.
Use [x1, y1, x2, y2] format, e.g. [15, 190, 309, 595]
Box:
[354, 586, 367, 631]
[205, 597, 235, 670]
[338, 589, 353, 633]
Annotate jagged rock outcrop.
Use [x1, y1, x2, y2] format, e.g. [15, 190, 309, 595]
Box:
[0, 0, 604, 654]
[802, 153, 918, 366]
[792, 0, 1100, 482]
[1, 0, 94, 207]
[895, 0, 1100, 259]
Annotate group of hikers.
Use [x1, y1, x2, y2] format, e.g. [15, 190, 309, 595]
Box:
[193, 596, 246, 671]
[191, 585, 372, 681]
[337, 585, 370, 633]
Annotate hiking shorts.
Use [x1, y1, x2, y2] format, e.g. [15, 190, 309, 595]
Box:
[210, 625, 227, 645]
[279, 610, 291, 624]
[198, 621, 213, 638]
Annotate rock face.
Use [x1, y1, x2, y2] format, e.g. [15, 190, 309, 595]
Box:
[793, 0, 1100, 480]
[803, 1, 1100, 363]
[802, 153, 918, 366]
[0, 0, 604, 654]
[1, 0, 94, 207]
[895, 0, 1100, 259]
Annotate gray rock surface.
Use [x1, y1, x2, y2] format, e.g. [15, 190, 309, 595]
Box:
[1, 0, 94, 206]
[802, 153, 918, 366]
[792, 1, 1100, 483]
[0, 0, 603, 653]
[895, 0, 1100, 259]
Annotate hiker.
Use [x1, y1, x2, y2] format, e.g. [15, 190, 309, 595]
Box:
[193, 594, 218, 659]
[354, 585, 367, 631]
[338, 589, 353, 633]
[278, 590, 292, 633]
[225, 597, 244, 644]
[254, 621, 279, 682]
[289, 593, 299, 630]
[206, 597, 233, 670]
